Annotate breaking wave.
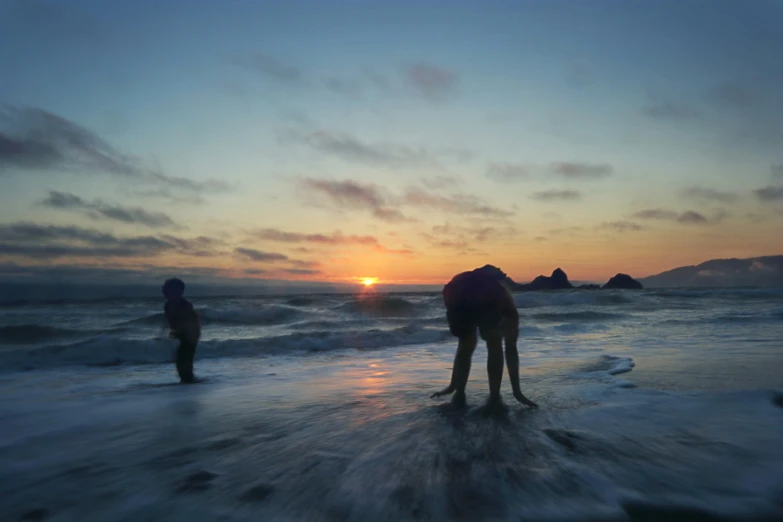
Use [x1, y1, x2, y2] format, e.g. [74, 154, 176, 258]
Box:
[0, 325, 453, 370]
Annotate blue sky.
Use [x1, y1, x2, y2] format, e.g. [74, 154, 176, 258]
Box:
[1, 0, 781, 285]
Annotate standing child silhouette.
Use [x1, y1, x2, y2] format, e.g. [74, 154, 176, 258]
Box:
[162, 278, 201, 383]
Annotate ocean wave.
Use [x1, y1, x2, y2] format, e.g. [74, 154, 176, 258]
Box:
[513, 291, 634, 309]
[531, 311, 627, 323]
[336, 296, 418, 317]
[0, 324, 97, 345]
[119, 304, 305, 328]
[0, 325, 454, 370]
[650, 287, 783, 300]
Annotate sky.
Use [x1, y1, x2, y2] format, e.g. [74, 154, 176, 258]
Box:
[0, 0, 782, 288]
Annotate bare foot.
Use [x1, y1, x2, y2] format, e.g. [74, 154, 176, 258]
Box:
[513, 391, 538, 408]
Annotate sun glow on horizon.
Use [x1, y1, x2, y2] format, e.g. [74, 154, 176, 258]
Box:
[362, 277, 378, 287]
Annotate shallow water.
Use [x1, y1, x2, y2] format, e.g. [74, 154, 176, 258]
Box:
[1, 288, 782, 520]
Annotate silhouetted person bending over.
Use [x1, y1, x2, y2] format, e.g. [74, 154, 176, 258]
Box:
[432, 269, 538, 410]
[162, 278, 201, 383]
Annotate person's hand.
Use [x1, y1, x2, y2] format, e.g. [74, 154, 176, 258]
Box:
[431, 385, 455, 399]
[513, 391, 538, 408]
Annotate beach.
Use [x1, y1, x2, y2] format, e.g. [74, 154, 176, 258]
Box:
[1, 288, 782, 521]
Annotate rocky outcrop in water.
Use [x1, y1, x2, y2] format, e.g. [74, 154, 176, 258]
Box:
[517, 268, 573, 291]
[474, 265, 643, 292]
[602, 273, 643, 290]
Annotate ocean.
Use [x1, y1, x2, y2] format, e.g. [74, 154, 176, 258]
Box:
[1, 287, 782, 521]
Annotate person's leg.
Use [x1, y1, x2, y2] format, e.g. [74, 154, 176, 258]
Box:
[176, 339, 195, 383]
[450, 330, 477, 407]
[486, 334, 504, 403]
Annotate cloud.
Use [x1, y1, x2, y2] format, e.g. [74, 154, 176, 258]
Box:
[129, 188, 206, 205]
[422, 223, 518, 253]
[486, 163, 530, 183]
[642, 102, 702, 120]
[631, 208, 710, 224]
[596, 221, 645, 232]
[282, 268, 321, 275]
[285, 130, 433, 169]
[771, 165, 783, 179]
[711, 82, 756, 109]
[530, 189, 581, 202]
[403, 188, 514, 217]
[534, 236, 548, 242]
[244, 268, 267, 276]
[40, 190, 179, 229]
[0, 105, 228, 196]
[253, 228, 412, 256]
[753, 186, 783, 202]
[403, 63, 459, 102]
[0, 222, 223, 259]
[299, 178, 409, 222]
[550, 162, 612, 180]
[254, 228, 378, 246]
[431, 223, 517, 243]
[679, 186, 739, 203]
[676, 211, 709, 224]
[421, 174, 460, 190]
[234, 247, 288, 262]
[323, 76, 362, 97]
[300, 178, 511, 221]
[548, 226, 584, 236]
[631, 208, 679, 220]
[246, 52, 303, 84]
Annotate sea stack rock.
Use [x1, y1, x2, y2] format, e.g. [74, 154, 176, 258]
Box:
[602, 273, 643, 290]
[518, 268, 574, 291]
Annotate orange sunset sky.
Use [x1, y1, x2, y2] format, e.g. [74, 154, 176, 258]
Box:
[1, 1, 782, 287]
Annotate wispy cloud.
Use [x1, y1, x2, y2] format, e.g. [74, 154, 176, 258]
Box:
[299, 178, 411, 222]
[631, 208, 679, 220]
[753, 186, 783, 202]
[596, 221, 645, 232]
[285, 130, 433, 169]
[676, 211, 709, 224]
[0, 222, 224, 259]
[534, 236, 548, 242]
[642, 102, 702, 120]
[403, 188, 514, 217]
[245, 52, 304, 84]
[234, 247, 289, 262]
[40, 190, 180, 229]
[0, 105, 229, 196]
[631, 208, 710, 224]
[486, 163, 530, 183]
[711, 82, 756, 109]
[550, 162, 612, 180]
[679, 186, 739, 203]
[282, 268, 322, 275]
[771, 165, 783, 179]
[254, 229, 378, 246]
[403, 63, 459, 102]
[420, 174, 460, 190]
[530, 189, 582, 202]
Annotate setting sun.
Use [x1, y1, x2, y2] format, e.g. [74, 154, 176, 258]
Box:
[362, 277, 378, 287]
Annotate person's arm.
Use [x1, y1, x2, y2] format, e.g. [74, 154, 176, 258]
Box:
[502, 298, 537, 408]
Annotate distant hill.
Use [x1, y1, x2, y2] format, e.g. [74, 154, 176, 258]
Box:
[639, 256, 783, 288]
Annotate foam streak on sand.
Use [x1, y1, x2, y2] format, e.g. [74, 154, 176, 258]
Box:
[0, 348, 782, 522]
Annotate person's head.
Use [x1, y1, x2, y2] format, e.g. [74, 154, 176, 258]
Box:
[162, 277, 185, 299]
